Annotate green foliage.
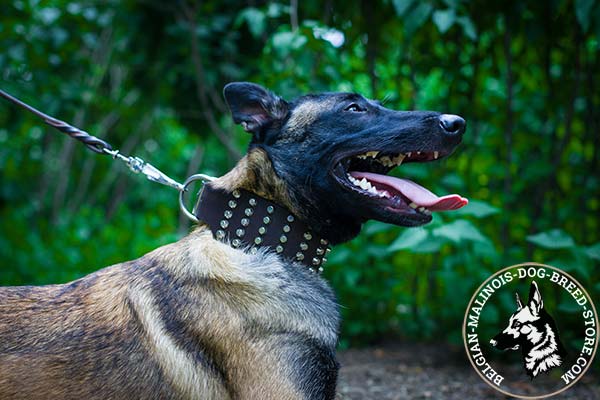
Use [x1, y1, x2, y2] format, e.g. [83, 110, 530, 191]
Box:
[1, 0, 599, 350]
[526, 229, 576, 249]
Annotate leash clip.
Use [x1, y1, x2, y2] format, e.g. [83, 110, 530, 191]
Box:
[179, 174, 215, 223]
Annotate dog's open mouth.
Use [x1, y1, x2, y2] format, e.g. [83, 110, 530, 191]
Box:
[333, 150, 468, 219]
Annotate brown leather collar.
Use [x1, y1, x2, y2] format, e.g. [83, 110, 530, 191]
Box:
[193, 184, 330, 273]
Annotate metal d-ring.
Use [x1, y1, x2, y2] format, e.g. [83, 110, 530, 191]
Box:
[179, 173, 215, 223]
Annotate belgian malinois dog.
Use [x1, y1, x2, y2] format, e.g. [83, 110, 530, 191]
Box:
[490, 281, 567, 378]
[0, 82, 467, 399]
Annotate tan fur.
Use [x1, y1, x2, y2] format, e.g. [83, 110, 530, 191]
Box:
[0, 227, 337, 399]
[0, 85, 347, 399]
[284, 99, 336, 137]
[127, 285, 229, 399]
[212, 148, 294, 214]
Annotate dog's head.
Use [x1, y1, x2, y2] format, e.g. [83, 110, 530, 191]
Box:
[218, 82, 467, 244]
[490, 281, 544, 351]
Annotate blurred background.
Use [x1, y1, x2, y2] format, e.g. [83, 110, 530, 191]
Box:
[1, 0, 599, 376]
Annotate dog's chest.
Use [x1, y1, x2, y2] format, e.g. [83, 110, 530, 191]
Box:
[235, 250, 340, 347]
[164, 234, 341, 346]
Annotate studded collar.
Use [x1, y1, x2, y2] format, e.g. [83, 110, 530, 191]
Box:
[193, 184, 331, 273]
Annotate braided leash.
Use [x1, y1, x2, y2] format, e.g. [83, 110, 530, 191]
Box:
[0, 88, 213, 219]
[0, 89, 111, 153]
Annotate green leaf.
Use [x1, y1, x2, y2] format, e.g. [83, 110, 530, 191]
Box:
[584, 242, 600, 261]
[388, 228, 428, 251]
[433, 220, 488, 243]
[454, 200, 500, 218]
[412, 239, 443, 254]
[526, 229, 576, 249]
[238, 8, 266, 38]
[272, 31, 307, 55]
[392, 0, 416, 16]
[328, 246, 351, 264]
[364, 220, 393, 235]
[558, 301, 582, 313]
[38, 7, 61, 25]
[443, 0, 461, 7]
[433, 9, 456, 33]
[575, 0, 595, 32]
[457, 16, 477, 40]
[267, 3, 289, 18]
[404, 3, 433, 36]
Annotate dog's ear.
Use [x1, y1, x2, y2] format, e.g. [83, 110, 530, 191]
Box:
[515, 292, 523, 310]
[223, 82, 288, 136]
[527, 281, 543, 316]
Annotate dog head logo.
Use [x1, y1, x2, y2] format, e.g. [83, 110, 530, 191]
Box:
[490, 280, 567, 379]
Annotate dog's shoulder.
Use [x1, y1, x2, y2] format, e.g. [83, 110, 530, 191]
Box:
[125, 228, 340, 399]
[154, 227, 340, 345]
[122, 228, 339, 346]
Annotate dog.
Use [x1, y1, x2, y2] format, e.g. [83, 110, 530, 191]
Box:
[490, 281, 567, 378]
[0, 82, 467, 399]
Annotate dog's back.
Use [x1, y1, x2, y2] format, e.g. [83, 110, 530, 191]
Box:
[0, 263, 175, 399]
[0, 228, 339, 399]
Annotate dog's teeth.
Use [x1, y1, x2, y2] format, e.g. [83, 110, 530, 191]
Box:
[393, 154, 405, 166]
[349, 176, 363, 187]
[365, 151, 379, 158]
[416, 151, 421, 155]
[433, 151, 439, 159]
[357, 154, 367, 159]
[409, 202, 418, 209]
[423, 209, 431, 215]
[379, 156, 392, 166]
[418, 206, 425, 212]
[406, 152, 412, 158]
[359, 178, 371, 190]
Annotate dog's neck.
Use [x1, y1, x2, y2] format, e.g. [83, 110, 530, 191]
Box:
[196, 150, 331, 272]
[211, 149, 296, 213]
[523, 322, 563, 378]
[211, 148, 364, 245]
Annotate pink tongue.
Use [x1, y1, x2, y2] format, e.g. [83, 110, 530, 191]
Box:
[350, 171, 468, 211]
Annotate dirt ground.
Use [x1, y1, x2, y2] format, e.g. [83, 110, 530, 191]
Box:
[336, 342, 600, 400]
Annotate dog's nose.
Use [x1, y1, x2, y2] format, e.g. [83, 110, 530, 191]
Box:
[439, 114, 466, 136]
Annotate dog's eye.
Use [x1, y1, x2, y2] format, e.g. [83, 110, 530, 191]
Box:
[513, 321, 521, 329]
[345, 103, 365, 112]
